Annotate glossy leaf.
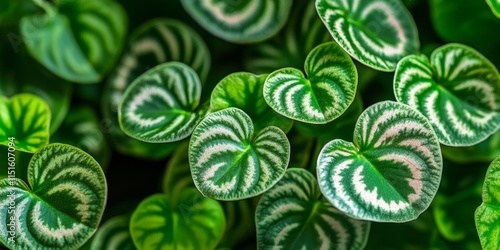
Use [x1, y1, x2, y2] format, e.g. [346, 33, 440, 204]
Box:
[263, 42, 357, 124]
[129, 191, 225, 250]
[0, 93, 51, 153]
[486, 0, 500, 18]
[317, 101, 442, 222]
[316, 0, 420, 71]
[394, 43, 500, 146]
[0, 143, 107, 249]
[180, 0, 292, 43]
[189, 108, 290, 200]
[475, 156, 500, 250]
[90, 214, 135, 250]
[256, 168, 370, 249]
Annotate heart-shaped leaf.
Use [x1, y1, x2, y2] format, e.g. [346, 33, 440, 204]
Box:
[180, 0, 292, 43]
[394, 43, 500, 146]
[475, 155, 500, 250]
[189, 107, 290, 200]
[316, 0, 420, 71]
[90, 214, 135, 250]
[0, 93, 51, 153]
[256, 168, 370, 249]
[317, 101, 442, 222]
[119, 62, 207, 143]
[0, 143, 107, 249]
[129, 191, 225, 250]
[263, 41, 357, 124]
[486, 0, 500, 18]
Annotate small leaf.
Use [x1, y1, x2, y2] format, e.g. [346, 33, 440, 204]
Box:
[189, 108, 290, 200]
[394, 43, 500, 146]
[317, 101, 442, 222]
[0, 93, 51, 153]
[256, 168, 370, 249]
[180, 0, 292, 43]
[263, 41, 357, 124]
[90, 214, 135, 250]
[119, 62, 207, 143]
[316, 0, 420, 71]
[486, 0, 500, 18]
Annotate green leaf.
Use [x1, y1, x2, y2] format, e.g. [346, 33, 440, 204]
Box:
[441, 129, 500, 163]
[210, 72, 293, 133]
[189, 108, 290, 200]
[475, 155, 500, 250]
[21, 0, 127, 83]
[119, 62, 207, 143]
[256, 168, 370, 249]
[394, 43, 500, 146]
[316, 0, 420, 71]
[486, 0, 500, 18]
[129, 191, 225, 250]
[0, 93, 51, 153]
[0, 143, 107, 249]
[263, 41, 357, 124]
[317, 101, 442, 222]
[90, 214, 136, 250]
[180, 0, 292, 43]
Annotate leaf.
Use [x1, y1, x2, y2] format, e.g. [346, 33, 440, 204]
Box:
[475, 155, 500, 250]
[263, 41, 357, 124]
[180, 0, 292, 43]
[486, 0, 500, 18]
[189, 108, 290, 200]
[90, 214, 136, 250]
[0, 93, 51, 153]
[394, 43, 500, 146]
[0, 143, 107, 249]
[256, 168, 370, 249]
[317, 101, 442, 222]
[129, 191, 225, 250]
[316, 0, 420, 71]
[119, 62, 207, 143]
[21, 0, 127, 83]
[210, 72, 293, 133]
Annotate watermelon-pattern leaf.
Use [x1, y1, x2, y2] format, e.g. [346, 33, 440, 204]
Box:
[394, 43, 500, 146]
[0, 143, 107, 249]
[256, 168, 370, 249]
[180, 0, 292, 43]
[263, 41, 357, 124]
[316, 0, 420, 71]
[90, 214, 135, 250]
[189, 108, 290, 200]
[317, 101, 442, 222]
[486, 0, 500, 18]
[0, 93, 51, 153]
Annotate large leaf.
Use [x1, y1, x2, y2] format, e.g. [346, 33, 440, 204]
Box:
[394, 43, 500, 146]
[129, 191, 225, 250]
[189, 108, 290, 200]
[0, 143, 107, 249]
[263, 41, 357, 124]
[256, 168, 370, 249]
[90, 214, 135, 250]
[0, 93, 51, 153]
[316, 0, 419, 71]
[317, 101, 442, 222]
[180, 0, 292, 43]
[21, 0, 127, 83]
[475, 156, 500, 250]
[486, 0, 500, 18]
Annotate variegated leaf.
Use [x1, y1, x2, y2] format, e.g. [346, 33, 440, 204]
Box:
[90, 214, 135, 250]
[394, 43, 500, 146]
[486, 0, 500, 18]
[256, 168, 370, 249]
[119, 62, 207, 143]
[317, 101, 442, 222]
[189, 108, 290, 200]
[316, 0, 420, 71]
[0, 143, 107, 249]
[180, 0, 292, 43]
[263, 42, 357, 124]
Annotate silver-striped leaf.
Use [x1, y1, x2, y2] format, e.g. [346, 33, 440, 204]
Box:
[263, 41, 357, 124]
[486, 0, 500, 18]
[180, 0, 292, 43]
[316, 0, 420, 71]
[189, 108, 290, 200]
[0, 143, 107, 249]
[317, 101, 442, 222]
[90, 214, 135, 250]
[394, 43, 500, 146]
[256, 168, 370, 249]
[119, 62, 207, 143]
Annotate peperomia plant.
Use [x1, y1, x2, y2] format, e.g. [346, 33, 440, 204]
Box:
[2, 0, 500, 249]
